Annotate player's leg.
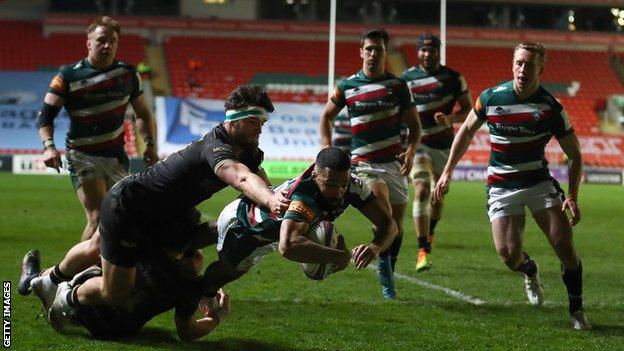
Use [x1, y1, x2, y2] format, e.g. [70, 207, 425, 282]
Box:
[491, 214, 543, 306]
[529, 182, 588, 329]
[426, 147, 451, 249]
[48, 258, 136, 332]
[411, 159, 433, 271]
[30, 230, 102, 313]
[366, 179, 397, 299]
[76, 177, 108, 241]
[488, 186, 543, 305]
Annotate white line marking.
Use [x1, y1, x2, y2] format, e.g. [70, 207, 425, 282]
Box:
[369, 266, 486, 305]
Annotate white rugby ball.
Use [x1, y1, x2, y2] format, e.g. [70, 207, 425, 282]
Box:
[301, 221, 339, 280]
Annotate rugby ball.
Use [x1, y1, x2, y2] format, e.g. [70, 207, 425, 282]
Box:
[301, 221, 339, 280]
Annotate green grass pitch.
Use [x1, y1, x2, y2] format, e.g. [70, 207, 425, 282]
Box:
[1, 173, 623, 350]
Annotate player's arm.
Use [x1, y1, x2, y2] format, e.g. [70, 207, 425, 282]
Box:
[216, 161, 290, 213]
[319, 100, 342, 149]
[433, 110, 484, 202]
[557, 132, 583, 226]
[352, 197, 398, 269]
[130, 94, 158, 166]
[175, 290, 230, 342]
[449, 91, 473, 124]
[278, 219, 350, 271]
[38, 92, 65, 172]
[398, 105, 421, 176]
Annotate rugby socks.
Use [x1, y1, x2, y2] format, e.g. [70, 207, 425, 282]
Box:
[50, 264, 72, 285]
[429, 219, 439, 237]
[67, 285, 82, 308]
[418, 236, 431, 254]
[562, 261, 583, 313]
[389, 234, 403, 272]
[516, 252, 537, 277]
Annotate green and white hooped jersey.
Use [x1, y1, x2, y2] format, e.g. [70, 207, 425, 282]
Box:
[48, 59, 143, 157]
[474, 81, 573, 188]
[401, 65, 467, 149]
[330, 70, 415, 164]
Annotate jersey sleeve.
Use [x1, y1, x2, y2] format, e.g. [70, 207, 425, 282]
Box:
[329, 80, 347, 109]
[456, 74, 469, 96]
[474, 89, 490, 121]
[283, 191, 318, 223]
[47, 68, 69, 99]
[202, 138, 239, 174]
[550, 106, 575, 139]
[129, 68, 144, 100]
[397, 79, 417, 111]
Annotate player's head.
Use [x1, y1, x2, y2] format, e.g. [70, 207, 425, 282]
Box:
[224, 85, 275, 149]
[360, 28, 389, 76]
[512, 42, 546, 95]
[416, 33, 441, 71]
[313, 147, 351, 207]
[86, 16, 120, 67]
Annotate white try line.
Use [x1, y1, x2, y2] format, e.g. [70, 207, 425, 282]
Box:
[369, 266, 486, 305]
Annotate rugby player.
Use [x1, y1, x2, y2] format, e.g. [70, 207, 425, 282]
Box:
[400, 33, 473, 271]
[319, 28, 421, 299]
[37, 16, 158, 243]
[434, 42, 590, 330]
[201, 147, 398, 305]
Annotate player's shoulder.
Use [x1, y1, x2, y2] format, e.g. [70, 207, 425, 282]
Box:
[115, 60, 137, 70]
[401, 66, 426, 79]
[440, 65, 464, 79]
[536, 85, 563, 109]
[481, 81, 512, 102]
[57, 59, 85, 75]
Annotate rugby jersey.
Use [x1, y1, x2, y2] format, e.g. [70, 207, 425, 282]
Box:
[232, 168, 375, 245]
[475, 81, 574, 188]
[330, 70, 415, 163]
[331, 113, 352, 153]
[48, 59, 143, 157]
[401, 65, 467, 149]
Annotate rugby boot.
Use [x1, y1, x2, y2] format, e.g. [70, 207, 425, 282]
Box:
[415, 249, 432, 272]
[18, 249, 41, 295]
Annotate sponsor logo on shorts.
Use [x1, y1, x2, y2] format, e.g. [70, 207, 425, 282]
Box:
[120, 240, 136, 248]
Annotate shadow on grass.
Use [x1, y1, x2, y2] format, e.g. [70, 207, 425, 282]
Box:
[61, 326, 323, 351]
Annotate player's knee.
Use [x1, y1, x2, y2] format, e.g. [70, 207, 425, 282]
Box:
[412, 182, 430, 217]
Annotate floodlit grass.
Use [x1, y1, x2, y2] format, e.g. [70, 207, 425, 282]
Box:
[1, 173, 623, 350]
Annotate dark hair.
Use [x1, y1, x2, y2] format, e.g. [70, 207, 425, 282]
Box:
[224, 85, 275, 112]
[87, 16, 121, 36]
[315, 147, 350, 172]
[360, 28, 389, 49]
[417, 33, 441, 50]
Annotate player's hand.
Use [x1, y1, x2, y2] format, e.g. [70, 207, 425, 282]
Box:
[267, 189, 291, 214]
[215, 289, 230, 318]
[143, 146, 159, 166]
[434, 112, 450, 126]
[42, 147, 62, 173]
[351, 243, 379, 270]
[332, 235, 351, 272]
[397, 149, 414, 176]
[433, 171, 451, 203]
[562, 197, 581, 226]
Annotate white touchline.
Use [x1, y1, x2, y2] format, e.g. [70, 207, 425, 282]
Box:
[368, 266, 486, 305]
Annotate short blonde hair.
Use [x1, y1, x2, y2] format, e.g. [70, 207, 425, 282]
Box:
[87, 16, 121, 36]
[514, 42, 546, 68]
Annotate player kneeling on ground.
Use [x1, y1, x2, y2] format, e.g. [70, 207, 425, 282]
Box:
[201, 147, 398, 307]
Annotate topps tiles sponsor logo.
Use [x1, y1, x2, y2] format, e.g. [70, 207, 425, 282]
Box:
[354, 101, 394, 108]
[3, 281, 10, 348]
